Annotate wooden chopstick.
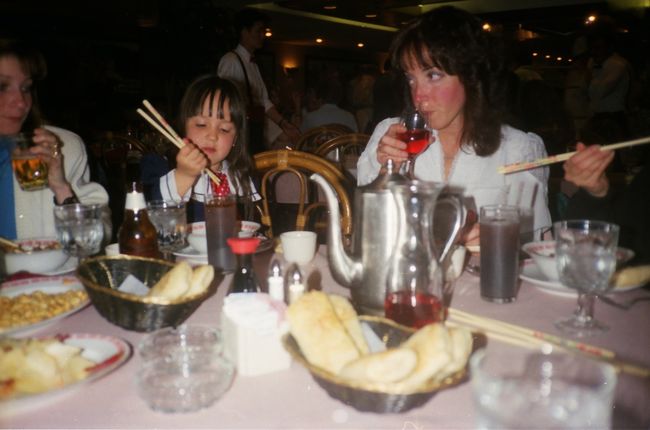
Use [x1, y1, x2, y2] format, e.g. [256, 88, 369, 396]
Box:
[136, 101, 221, 185]
[447, 308, 650, 378]
[498, 135, 650, 174]
[0, 236, 19, 251]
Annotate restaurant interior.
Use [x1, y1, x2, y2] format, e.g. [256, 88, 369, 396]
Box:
[2, 1, 650, 428]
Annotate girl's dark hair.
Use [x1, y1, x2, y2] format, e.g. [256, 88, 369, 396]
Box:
[178, 74, 254, 197]
[0, 39, 47, 132]
[389, 6, 508, 156]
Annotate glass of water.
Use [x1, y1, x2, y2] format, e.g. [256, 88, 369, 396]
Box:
[53, 203, 105, 259]
[470, 348, 617, 429]
[146, 200, 187, 255]
[553, 220, 619, 337]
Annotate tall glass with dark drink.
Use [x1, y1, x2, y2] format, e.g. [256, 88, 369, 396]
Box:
[479, 205, 520, 303]
[205, 195, 237, 272]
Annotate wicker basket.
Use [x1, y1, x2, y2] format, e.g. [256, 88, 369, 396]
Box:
[76, 255, 220, 332]
[282, 316, 469, 413]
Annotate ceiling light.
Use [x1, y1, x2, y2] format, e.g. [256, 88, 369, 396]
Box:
[532, 52, 538, 57]
[316, 38, 323, 43]
[365, 13, 377, 18]
[324, 5, 337, 10]
[357, 42, 364, 48]
[482, 23, 491, 31]
[545, 54, 551, 59]
[557, 57, 563, 61]
[265, 30, 272, 37]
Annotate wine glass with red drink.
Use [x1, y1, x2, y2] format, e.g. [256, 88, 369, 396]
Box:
[398, 110, 432, 179]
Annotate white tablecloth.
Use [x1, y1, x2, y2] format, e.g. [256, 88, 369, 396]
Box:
[3, 246, 649, 429]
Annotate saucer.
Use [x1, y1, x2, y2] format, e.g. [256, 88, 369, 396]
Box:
[520, 259, 645, 297]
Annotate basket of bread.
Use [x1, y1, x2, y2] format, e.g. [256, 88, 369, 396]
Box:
[283, 291, 473, 413]
[76, 256, 220, 332]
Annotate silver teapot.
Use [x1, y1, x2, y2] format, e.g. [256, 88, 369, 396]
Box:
[311, 161, 465, 315]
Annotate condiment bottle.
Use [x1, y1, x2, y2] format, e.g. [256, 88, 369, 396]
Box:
[227, 237, 261, 294]
[118, 182, 160, 258]
[267, 253, 284, 302]
[285, 263, 305, 304]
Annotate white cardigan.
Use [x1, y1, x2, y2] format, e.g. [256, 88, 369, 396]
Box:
[357, 118, 552, 234]
[13, 126, 109, 239]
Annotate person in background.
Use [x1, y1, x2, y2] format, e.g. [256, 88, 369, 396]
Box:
[0, 40, 108, 240]
[300, 78, 358, 133]
[563, 143, 649, 264]
[144, 74, 259, 223]
[356, 6, 551, 245]
[217, 8, 299, 155]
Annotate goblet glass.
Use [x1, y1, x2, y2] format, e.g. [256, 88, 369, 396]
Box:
[553, 220, 619, 337]
[53, 203, 105, 260]
[146, 200, 187, 257]
[398, 110, 433, 179]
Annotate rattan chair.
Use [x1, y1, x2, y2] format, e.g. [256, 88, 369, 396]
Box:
[295, 124, 354, 153]
[253, 149, 353, 240]
[314, 133, 369, 181]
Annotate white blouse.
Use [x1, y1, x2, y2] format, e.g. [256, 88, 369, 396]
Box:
[357, 118, 552, 235]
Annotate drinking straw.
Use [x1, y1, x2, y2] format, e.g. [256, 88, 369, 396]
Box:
[498, 135, 650, 174]
[137, 100, 220, 185]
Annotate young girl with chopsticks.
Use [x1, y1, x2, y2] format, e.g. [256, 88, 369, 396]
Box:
[143, 74, 259, 222]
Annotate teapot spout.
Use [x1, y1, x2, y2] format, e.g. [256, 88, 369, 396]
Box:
[310, 173, 362, 288]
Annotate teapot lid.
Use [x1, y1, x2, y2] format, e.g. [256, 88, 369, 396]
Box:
[366, 159, 407, 191]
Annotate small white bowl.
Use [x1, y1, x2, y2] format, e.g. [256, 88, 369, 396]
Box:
[187, 233, 207, 255]
[3, 237, 67, 275]
[238, 221, 261, 238]
[523, 240, 635, 281]
[522, 240, 558, 281]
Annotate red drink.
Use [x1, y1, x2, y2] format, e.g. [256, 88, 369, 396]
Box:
[384, 290, 444, 328]
[398, 129, 431, 155]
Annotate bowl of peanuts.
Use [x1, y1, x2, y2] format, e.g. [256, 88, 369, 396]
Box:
[1, 237, 68, 276]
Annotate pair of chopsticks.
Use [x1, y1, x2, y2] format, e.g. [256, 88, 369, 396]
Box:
[0, 236, 20, 252]
[498, 135, 650, 174]
[447, 307, 650, 378]
[136, 100, 220, 185]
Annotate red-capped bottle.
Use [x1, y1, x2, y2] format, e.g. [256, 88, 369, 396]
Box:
[118, 182, 160, 258]
[227, 237, 261, 294]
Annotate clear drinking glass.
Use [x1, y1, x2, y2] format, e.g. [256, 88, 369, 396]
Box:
[10, 132, 49, 191]
[470, 348, 617, 429]
[146, 200, 187, 255]
[398, 110, 433, 179]
[553, 220, 620, 337]
[53, 203, 105, 259]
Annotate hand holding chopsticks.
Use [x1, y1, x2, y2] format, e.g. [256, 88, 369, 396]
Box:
[136, 100, 220, 185]
[498, 135, 650, 175]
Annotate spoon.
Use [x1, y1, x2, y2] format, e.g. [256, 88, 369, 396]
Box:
[0, 236, 21, 252]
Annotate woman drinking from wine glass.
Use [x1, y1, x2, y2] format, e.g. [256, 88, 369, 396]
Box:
[356, 6, 552, 246]
[0, 40, 108, 240]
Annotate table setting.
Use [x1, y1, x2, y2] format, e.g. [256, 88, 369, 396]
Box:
[2, 139, 650, 428]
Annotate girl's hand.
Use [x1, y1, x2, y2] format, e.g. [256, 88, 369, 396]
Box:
[30, 128, 70, 195]
[176, 141, 208, 180]
[174, 140, 209, 197]
[376, 123, 408, 168]
[563, 142, 613, 197]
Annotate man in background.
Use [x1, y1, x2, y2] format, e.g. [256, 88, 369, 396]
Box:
[218, 9, 299, 154]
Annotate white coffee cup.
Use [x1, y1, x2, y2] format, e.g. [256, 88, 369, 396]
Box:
[280, 231, 317, 265]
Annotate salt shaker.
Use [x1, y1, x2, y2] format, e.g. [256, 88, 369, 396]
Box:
[285, 263, 305, 304]
[267, 254, 284, 302]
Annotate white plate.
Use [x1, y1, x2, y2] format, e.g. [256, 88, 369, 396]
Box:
[174, 236, 274, 260]
[40, 256, 79, 276]
[1, 333, 131, 414]
[0, 276, 90, 336]
[520, 260, 645, 297]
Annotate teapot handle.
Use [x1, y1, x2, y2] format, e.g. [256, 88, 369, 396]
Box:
[436, 193, 465, 263]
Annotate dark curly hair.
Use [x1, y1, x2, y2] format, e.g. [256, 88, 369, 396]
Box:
[0, 39, 47, 132]
[389, 6, 508, 156]
[178, 74, 254, 197]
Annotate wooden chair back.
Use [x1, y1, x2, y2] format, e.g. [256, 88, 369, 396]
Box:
[295, 124, 353, 153]
[252, 150, 353, 240]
